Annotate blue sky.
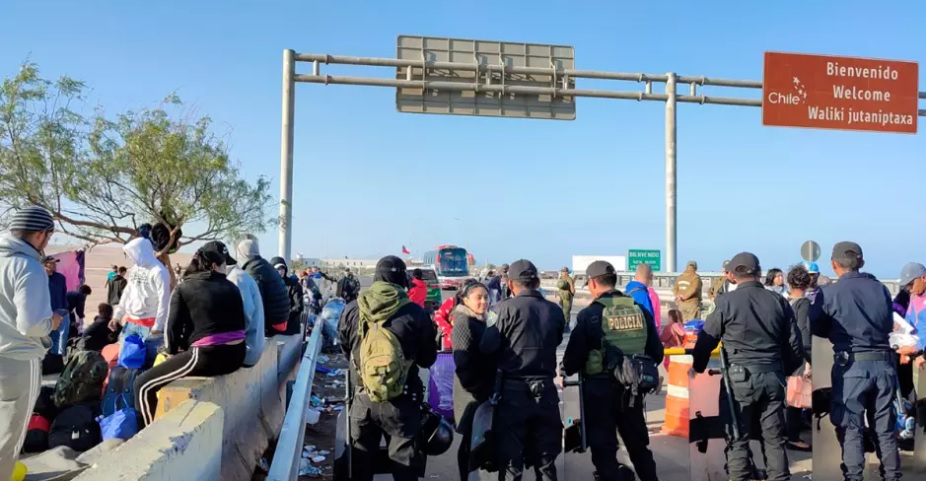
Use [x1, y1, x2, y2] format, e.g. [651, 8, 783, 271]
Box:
[3, 0, 923, 278]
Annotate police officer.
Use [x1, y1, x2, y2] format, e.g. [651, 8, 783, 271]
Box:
[673, 261, 703, 321]
[338, 256, 438, 481]
[480, 259, 565, 480]
[561, 260, 664, 481]
[558, 267, 576, 325]
[809, 242, 899, 481]
[691, 252, 804, 481]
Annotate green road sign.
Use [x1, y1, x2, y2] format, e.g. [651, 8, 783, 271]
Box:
[628, 249, 661, 272]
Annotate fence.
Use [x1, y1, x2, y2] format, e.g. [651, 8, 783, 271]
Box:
[266, 318, 324, 480]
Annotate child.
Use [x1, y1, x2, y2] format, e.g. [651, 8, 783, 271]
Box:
[659, 309, 686, 368]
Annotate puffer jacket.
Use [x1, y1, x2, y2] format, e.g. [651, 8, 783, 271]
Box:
[0, 234, 53, 360]
[241, 256, 290, 333]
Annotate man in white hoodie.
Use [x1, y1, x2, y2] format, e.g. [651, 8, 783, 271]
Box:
[109, 237, 172, 362]
[0, 206, 63, 480]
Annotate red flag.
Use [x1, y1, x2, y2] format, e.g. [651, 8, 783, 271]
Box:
[401, 245, 411, 255]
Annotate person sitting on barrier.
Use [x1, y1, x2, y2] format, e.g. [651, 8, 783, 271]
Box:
[223, 244, 265, 368]
[235, 235, 290, 336]
[562, 260, 664, 481]
[337, 256, 437, 481]
[449, 279, 494, 481]
[134, 241, 247, 429]
[692, 252, 804, 481]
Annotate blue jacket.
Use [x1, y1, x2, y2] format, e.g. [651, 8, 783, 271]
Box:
[810, 271, 892, 353]
[625, 280, 654, 316]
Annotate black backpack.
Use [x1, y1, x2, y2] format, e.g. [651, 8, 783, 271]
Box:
[22, 386, 58, 453]
[48, 402, 102, 452]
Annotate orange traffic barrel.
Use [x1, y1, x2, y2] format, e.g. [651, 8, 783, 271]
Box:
[661, 353, 691, 437]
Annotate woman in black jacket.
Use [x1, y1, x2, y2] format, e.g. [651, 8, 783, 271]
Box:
[134, 241, 247, 428]
[451, 280, 495, 480]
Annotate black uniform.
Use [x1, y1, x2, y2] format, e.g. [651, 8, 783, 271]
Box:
[479, 259, 565, 481]
[561, 284, 664, 481]
[691, 253, 804, 481]
[809, 242, 898, 481]
[338, 257, 438, 481]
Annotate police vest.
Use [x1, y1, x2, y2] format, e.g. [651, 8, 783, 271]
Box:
[584, 296, 648, 376]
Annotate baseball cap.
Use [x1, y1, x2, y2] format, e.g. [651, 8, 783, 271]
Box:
[722, 260, 730, 271]
[831, 241, 863, 262]
[203, 240, 236, 266]
[728, 252, 761, 276]
[509, 259, 539, 281]
[687, 260, 698, 270]
[561, 266, 569, 273]
[899, 262, 926, 286]
[198, 241, 231, 267]
[586, 260, 616, 279]
[42, 256, 59, 264]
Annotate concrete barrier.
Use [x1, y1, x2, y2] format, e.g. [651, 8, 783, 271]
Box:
[151, 334, 303, 481]
[73, 400, 224, 481]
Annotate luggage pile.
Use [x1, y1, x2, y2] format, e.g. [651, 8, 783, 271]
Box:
[21, 334, 149, 456]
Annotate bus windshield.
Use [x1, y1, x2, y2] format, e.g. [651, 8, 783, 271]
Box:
[438, 248, 468, 276]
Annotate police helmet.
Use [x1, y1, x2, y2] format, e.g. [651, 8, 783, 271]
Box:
[420, 405, 454, 455]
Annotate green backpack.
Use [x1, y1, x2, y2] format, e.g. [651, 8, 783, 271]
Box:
[585, 296, 648, 376]
[358, 314, 413, 403]
[53, 350, 108, 408]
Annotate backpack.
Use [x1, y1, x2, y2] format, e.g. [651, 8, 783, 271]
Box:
[585, 296, 648, 376]
[97, 366, 140, 441]
[23, 387, 58, 453]
[48, 402, 102, 452]
[358, 314, 413, 403]
[53, 350, 108, 408]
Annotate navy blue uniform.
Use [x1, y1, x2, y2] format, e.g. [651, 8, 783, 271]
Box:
[480, 289, 565, 481]
[692, 280, 804, 481]
[810, 271, 899, 481]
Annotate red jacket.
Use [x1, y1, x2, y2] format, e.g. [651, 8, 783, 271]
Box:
[434, 297, 455, 351]
[408, 278, 428, 308]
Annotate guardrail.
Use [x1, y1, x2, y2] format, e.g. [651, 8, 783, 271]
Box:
[267, 318, 324, 480]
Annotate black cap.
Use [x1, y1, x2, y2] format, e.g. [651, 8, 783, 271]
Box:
[42, 256, 60, 264]
[198, 241, 230, 267]
[728, 252, 761, 276]
[374, 255, 408, 286]
[203, 240, 236, 266]
[586, 260, 616, 279]
[831, 241, 863, 262]
[508, 259, 538, 281]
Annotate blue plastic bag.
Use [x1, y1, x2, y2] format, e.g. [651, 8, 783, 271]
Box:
[427, 352, 455, 423]
[118, 334, 146, 369]
[97, 405, 139, 441]
[683, 319, 705, 333]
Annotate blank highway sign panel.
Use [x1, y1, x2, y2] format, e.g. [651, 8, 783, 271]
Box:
[395, 35, 577, 120]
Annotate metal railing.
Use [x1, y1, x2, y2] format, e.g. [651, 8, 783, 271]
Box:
[267, 320, 324, 480]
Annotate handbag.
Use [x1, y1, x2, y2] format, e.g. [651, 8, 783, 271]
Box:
[786, 375, 812, 409]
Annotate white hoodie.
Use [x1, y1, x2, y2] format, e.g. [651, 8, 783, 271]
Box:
[0, 234, 53, 360]
[114, 238, 172, 332]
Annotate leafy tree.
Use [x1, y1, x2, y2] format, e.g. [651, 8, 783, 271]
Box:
[0, 62, 272, 248]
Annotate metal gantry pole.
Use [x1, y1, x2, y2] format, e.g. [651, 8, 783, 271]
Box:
[665, 72, 678, 274]
[279, 49, 296, 260]
[281, 51, 926, 273]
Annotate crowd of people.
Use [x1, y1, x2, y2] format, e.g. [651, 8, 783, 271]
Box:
[0, 205, 342, 480]
[2, 203, 923, 481]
